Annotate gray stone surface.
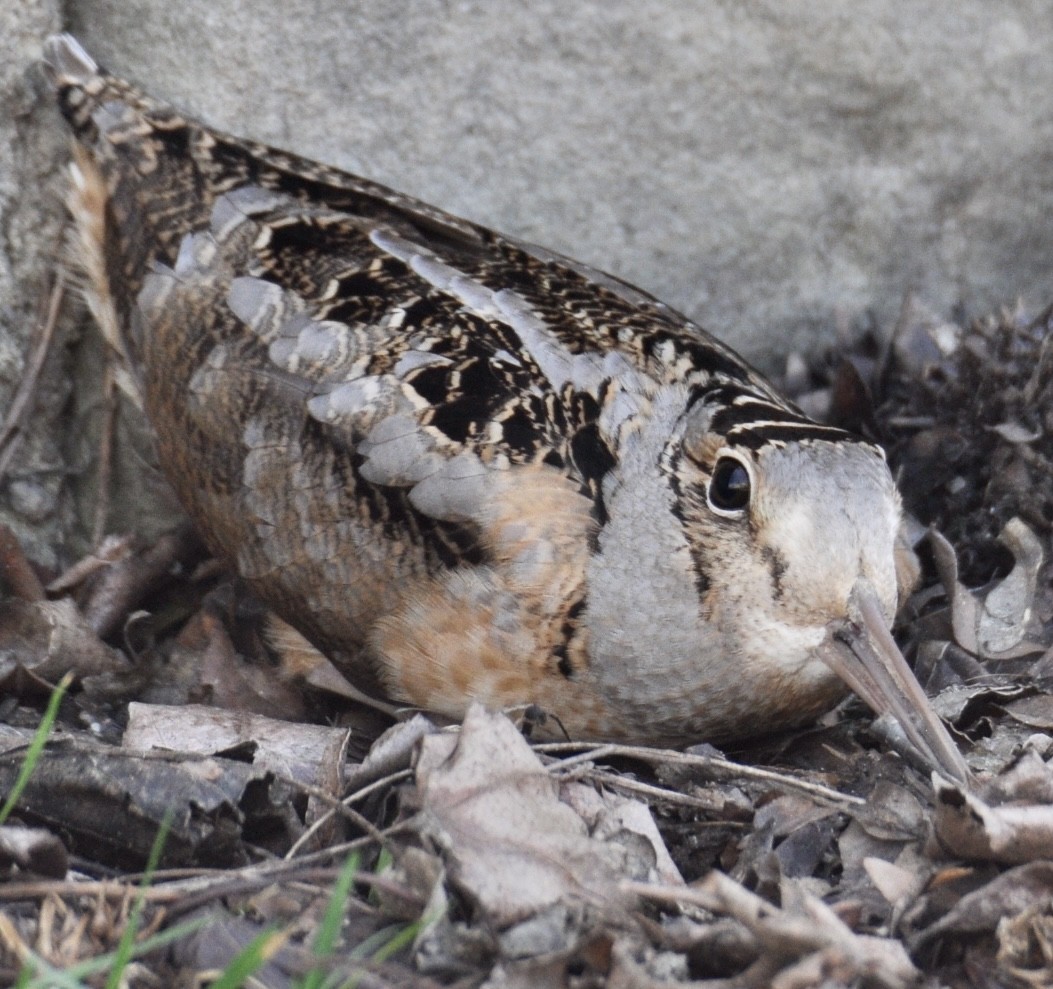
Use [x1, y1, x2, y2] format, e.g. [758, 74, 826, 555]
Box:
[67, 0, 1053, 357]
[0, 0, 72, 568]
[3, 0, 1052, 563]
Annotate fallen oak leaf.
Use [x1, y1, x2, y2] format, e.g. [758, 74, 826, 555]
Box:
[124, 701, 350, 793]
[931, 773, 1053, 864]
[411, 705, 645, 929]
[914, 861, 1053, 949]
[928, 525, 1046, 661]
[0, 597, 129, 685]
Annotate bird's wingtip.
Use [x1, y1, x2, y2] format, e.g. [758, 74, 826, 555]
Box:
[42, 34, 99, 87]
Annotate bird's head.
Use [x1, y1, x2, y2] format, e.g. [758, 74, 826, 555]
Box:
[672, 387, 969, 782]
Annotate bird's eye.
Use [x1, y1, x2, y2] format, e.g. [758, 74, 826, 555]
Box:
[708, 457, 751, 513]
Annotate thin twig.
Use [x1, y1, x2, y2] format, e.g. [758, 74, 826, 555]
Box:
[556, 763, 752, 818]
[269, 769, 393, 853]
[0, 840, 426, 918]
[91, 360, 118, 545]
[535, 741, 865, 808]
[0, 267, 67, 480]
[285, 767, 413, 860]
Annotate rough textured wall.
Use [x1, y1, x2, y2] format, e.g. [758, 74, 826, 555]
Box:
[0, 0, 72, 568]
[3, 1, 1052, 563]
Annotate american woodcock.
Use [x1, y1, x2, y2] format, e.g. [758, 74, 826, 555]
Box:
[45, 35, 968, 781]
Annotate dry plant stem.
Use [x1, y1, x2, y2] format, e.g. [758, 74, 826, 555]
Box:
[536, 742, 865, 808]
[82, 525, 200, 637]
[0, 265, 66, 481]
[167, 866, 423, 919]
[556, 764, 754, 816]
[91, 360, 118, 546]
[0, 837, 380, 905]
[0, 524, 46, 600]
[629, 874, 918, 989]
[270, 771, 393, 853]
[629, 876, 850, 952]
[0, 857, 422, 920]
[46, 533, 135, 594]
[284, 767, 413, 860]
[0, 913, 31, 970]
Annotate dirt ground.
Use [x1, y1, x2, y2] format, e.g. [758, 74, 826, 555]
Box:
[0, 298, 1051, 987]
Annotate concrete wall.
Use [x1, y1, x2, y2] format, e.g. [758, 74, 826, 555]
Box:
[3, 0, 1052, 562]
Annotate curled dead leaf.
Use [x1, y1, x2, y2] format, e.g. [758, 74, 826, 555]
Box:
[931, 773, 1053, 864]
[928, 525, 1045, 660]
[411, 705, 662, 931]
[0, 597, 129, 684]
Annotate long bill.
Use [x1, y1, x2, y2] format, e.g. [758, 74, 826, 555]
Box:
[818, 579, 971, 785]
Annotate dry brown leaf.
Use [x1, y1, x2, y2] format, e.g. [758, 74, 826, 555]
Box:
[412, 705, 639, 929]
[344, 714, 436, 794]
[0, 598, 128, 684]
[166, 608, 308, 721]
[45, 533, 135, 594]
[932, 774, 1053, 864]
[838, 820, 906, 886]
[637, 871, 918, 988]
[1005, 695, 1053, 730]
[995, 901, 1053, 984]
[916, 862, 1053, 947]
[852, 781, 926, 842]
[981, 519, 1045, 656]
[559, 782, 684, 886]
[929, 524, 1046, 660]
[78, 526, 203, 639]
[124, 701, 350, 792]
[863, 857, 921, 908]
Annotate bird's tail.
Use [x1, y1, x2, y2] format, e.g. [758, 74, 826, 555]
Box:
[44, 34, 162, 152]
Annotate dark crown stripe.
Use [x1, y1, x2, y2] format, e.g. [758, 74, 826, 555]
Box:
[709, 399, 809, 434]
[726, 421, 864, 451]
[686, 381, 791, 413]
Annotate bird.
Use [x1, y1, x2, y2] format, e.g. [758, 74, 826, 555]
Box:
[43, 34, 968, 782]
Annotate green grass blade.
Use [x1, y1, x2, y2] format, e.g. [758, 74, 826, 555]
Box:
[16, 916, 207, 988]
[15, 950, 89, 989]
[0, 672, 73, 825]
[335, 917, 425, 989]
[299, 851, 361, 989]
[366, 918, 420, 965]
[367, 847, 393, 906]
[313, 851, 360, 958]
[102, 813, 172, 989]
[207, 927, 287, 989]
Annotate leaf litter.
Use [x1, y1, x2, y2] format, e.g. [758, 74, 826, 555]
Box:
[0, 299, 1052, 986]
